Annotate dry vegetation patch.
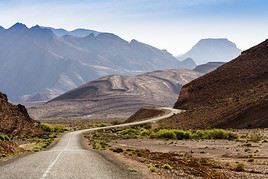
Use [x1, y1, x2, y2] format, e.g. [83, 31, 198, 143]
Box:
[84, 127, 268, 178]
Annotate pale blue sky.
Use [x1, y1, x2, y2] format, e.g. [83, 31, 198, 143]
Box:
[0, 0, 268, 54]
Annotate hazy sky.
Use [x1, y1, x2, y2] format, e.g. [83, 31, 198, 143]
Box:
[0, 0, 268, 55]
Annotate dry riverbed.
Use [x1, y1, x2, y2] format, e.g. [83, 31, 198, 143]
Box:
[84, 127, 268, 179]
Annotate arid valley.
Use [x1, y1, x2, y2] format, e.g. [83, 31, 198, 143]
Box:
[0, 1, 268, 179]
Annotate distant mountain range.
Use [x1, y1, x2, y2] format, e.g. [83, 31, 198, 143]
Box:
[0, 23, 188, 102]
[0, 23, 242, 102]
[178, 38, 241, 64]
[179, 58, 196, 70]
[43, 27, 100, 37]
[159, 39, 268, 129]
[29, 69, 202, 120]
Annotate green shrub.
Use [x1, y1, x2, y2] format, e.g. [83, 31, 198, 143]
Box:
[162, 163, 172, 170]
[140, 128, 152, 137]
[147, 164, 158, 172]
[151, 129, 176, 139]
[149, 129, 237, 140]
[118, 128, 140, 139]
[0, 134, 10, 141]
[234, 163, 245, 172]
[119, 128, 138, 135]
[128, 168, 137, 172]
[192, 129, 238, 140]
[92, 139, 108, 150]
[173, 130, 191, 140]
[41, 123, 68, 133]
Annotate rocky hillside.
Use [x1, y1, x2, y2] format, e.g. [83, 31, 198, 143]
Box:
[0, 92, 41, 135]
[178, 38, 241, 64]
[160, 40, 268, 129]
[194, 62, 225, 74]
[29, 69, 202, 120]
[0, 23, 186, 102]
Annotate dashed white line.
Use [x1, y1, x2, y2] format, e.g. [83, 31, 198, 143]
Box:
[39, 134, 72, 179]
[39, 151, 63, 179]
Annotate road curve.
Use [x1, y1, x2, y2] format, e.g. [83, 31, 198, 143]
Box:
[0, 107, 181, 179]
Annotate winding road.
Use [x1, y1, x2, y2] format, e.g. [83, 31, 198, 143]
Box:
[0, 108, 181, 179]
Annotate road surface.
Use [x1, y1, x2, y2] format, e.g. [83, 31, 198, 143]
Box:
[0, 108, 181, 179]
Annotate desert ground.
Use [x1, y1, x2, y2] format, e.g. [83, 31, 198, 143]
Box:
[84, 127, 268, 179]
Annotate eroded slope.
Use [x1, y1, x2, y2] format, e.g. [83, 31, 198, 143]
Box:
[160, 40, 268, 129]
[30, 69, 202, 119]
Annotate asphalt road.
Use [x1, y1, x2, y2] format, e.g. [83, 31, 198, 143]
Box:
[0, 107, 181, 179]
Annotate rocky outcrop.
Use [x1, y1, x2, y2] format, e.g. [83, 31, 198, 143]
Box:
[0, 92, 42, 135]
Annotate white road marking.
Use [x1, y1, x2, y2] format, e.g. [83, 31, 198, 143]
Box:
[39, 151, 63, 179]
[39, 133, 73, 179]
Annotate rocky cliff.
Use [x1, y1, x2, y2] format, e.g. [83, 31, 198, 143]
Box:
[0, 92, 41, 135]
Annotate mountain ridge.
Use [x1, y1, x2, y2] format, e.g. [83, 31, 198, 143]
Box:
[29, 69, 202, 120]
[193, 62, 225, 74]
[159, 39, 268, 129]
[0, 23, 185, 102]
[178, 38, 241, 64]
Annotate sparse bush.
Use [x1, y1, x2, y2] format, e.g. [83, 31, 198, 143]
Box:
[118, 128, 139, 138]
[173, 130, 191, 140]
[128, 168, 137, 172]
[249, 134, 263, 142]
[111, 120, 121, 125]
[243, 143, 252, 147]
[0, 134, 10, 141]
[41, 123, 68, 133]
[245, 148, 250, 152]
[140, 128, 152, 137]
[92, 139, 107, 150]
[147, 164, 158, 172]
[96, 123, 108, 127]
[126, 148, 134, 152]
[139, 123, 152, 129]
[248, 158, 254, 162]
[192, 129, 238, 140]
[151, 129, 176, 139]
[162, 163, 172, 170]
[150, 129, 237, 140]
[112, 147, 124, 153]
[234, 163, 245, 172]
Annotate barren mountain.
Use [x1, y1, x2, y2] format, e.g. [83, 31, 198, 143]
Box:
[159, 39, 268, 129]
[0, 23, 185, 102]
[194, 62, 225, 74]
[29, 69, 202, 120]
[0, 92, 41, 135]
[179, 58, 196, 69]
[44, 27, 100, 37]
[178, 38, 241, 64]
